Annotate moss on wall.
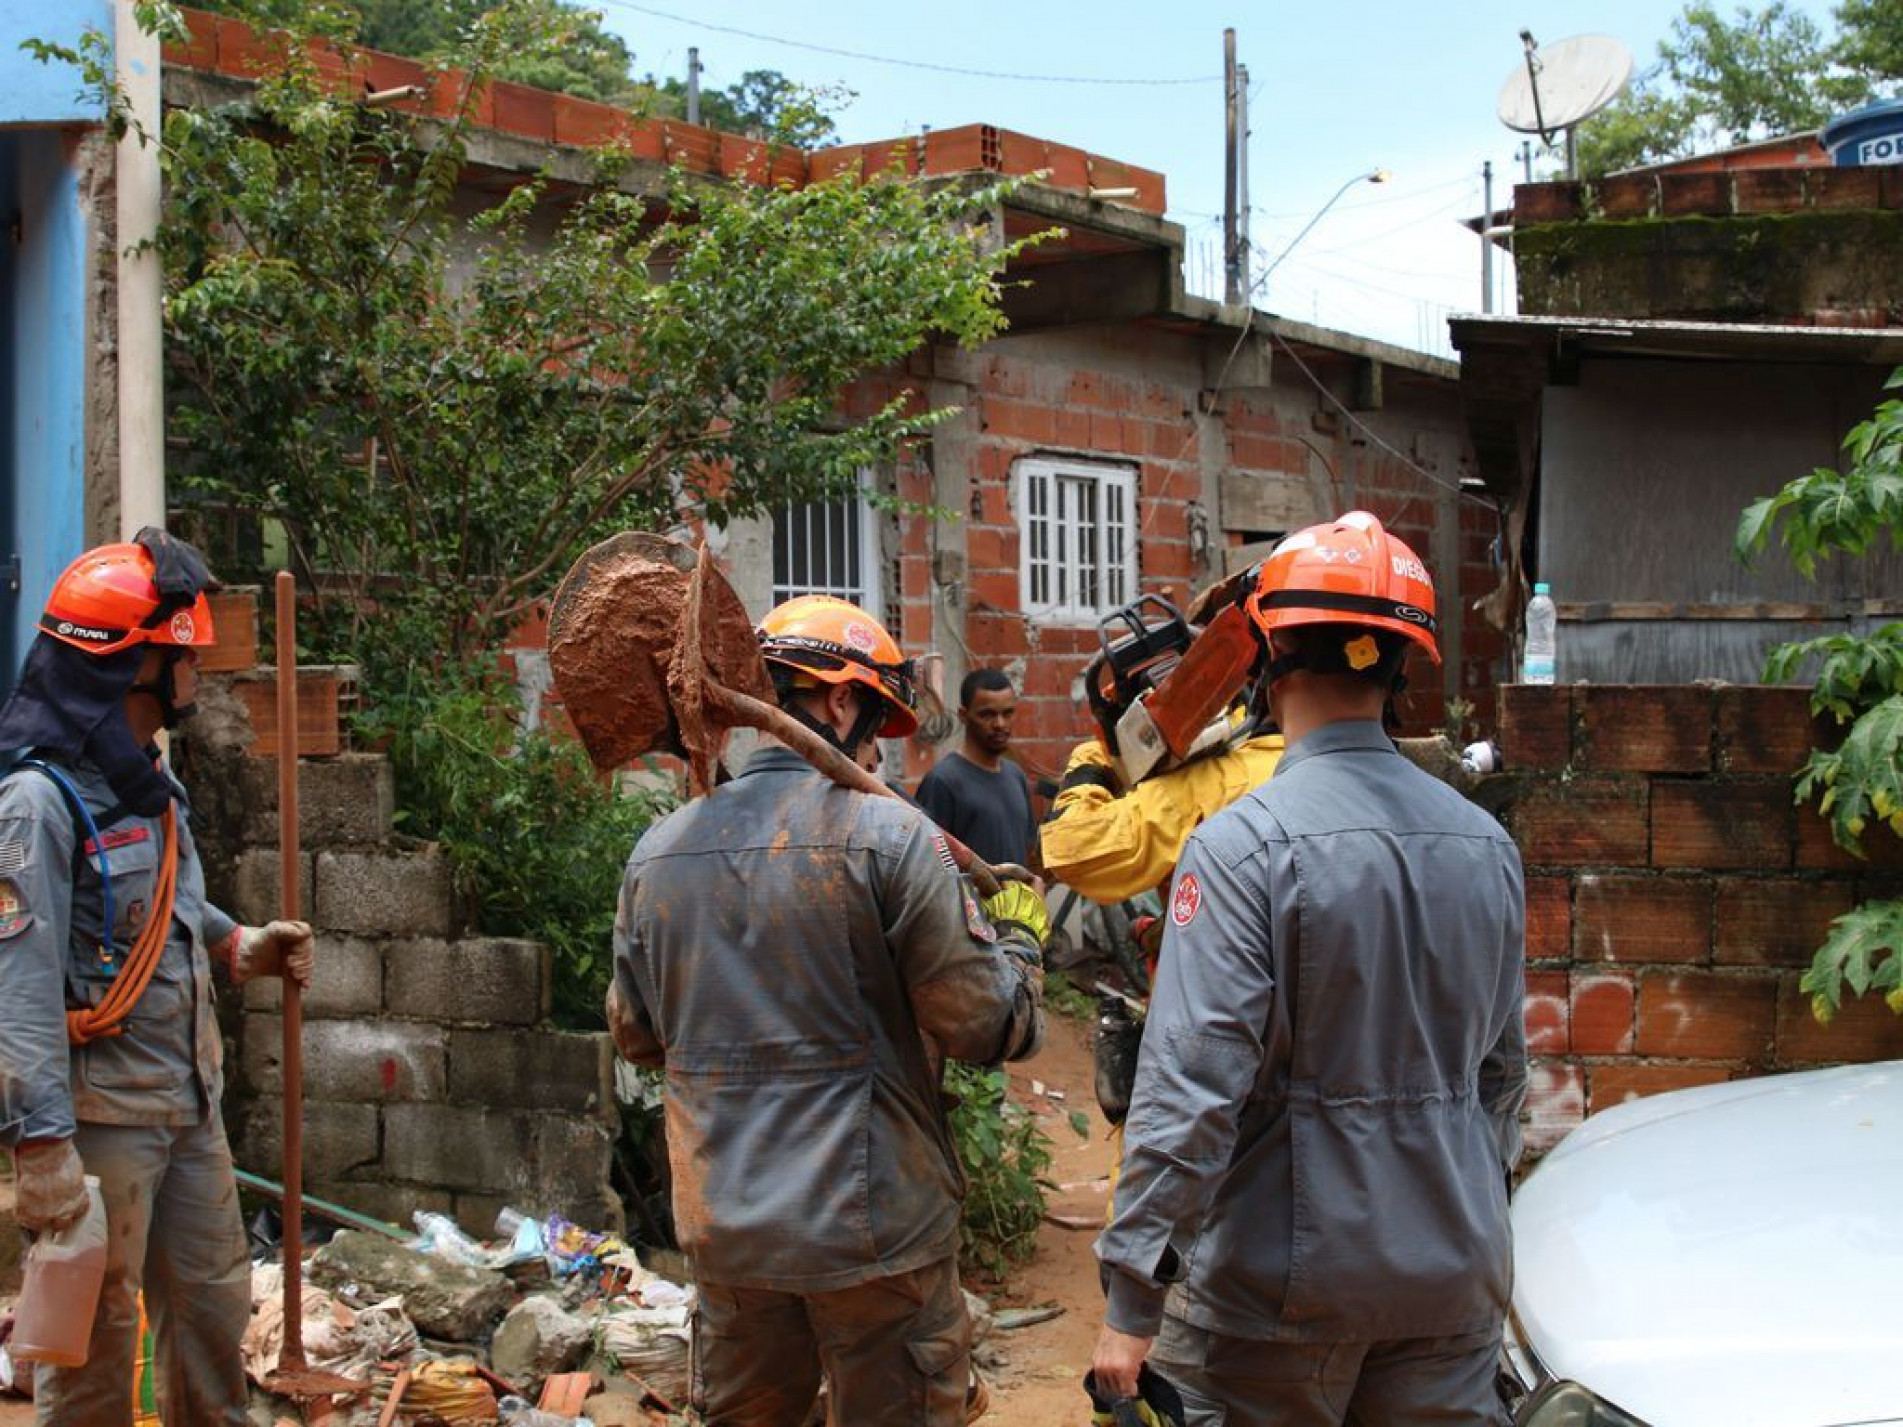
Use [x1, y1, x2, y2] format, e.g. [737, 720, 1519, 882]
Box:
[1515, 210, 1903, 322]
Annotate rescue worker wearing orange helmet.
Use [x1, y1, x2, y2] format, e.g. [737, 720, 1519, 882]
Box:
[605, 594, 1045, 1426]
[0, 529, 314, 1424]
[1091, 512, 1527, 1426]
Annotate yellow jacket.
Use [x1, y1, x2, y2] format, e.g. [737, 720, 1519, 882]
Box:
[1039, 732, 1285, 903]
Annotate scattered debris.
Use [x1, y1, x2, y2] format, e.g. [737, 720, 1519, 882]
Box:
[1042, 1211, 1103, 1232]
[308, 1231, 515, 1343]
[993, 1304, 1065, 1331]
[491, 1296, 592, 1395]
[241, 1263, 416, 1386]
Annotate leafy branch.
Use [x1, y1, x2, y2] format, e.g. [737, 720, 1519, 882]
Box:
[1737, 367, 1903, 1022]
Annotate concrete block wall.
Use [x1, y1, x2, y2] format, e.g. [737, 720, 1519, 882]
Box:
[185, 699, 621, 1236]
[1497, 683, 1903, 1156]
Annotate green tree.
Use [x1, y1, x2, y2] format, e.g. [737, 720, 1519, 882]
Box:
[1737, 370, 1903, 1021]
[1831, 0, 1903, 90]
[1572, 1, 1884, 175]
[655, 68, 843, 147]
[155, 3, 1036, 685]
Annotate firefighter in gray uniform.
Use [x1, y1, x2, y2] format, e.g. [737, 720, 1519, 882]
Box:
[606, 594, 1045, 1427]
[1092, 513, 1527, 1426]
[0, 532, 314, 1425]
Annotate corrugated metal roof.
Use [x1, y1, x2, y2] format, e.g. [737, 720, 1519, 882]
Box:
[1450, 314, 1903, 366]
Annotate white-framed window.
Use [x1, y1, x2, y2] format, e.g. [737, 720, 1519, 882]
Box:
[1016, 457, 1137, 622]
[772, 475, 884, 621]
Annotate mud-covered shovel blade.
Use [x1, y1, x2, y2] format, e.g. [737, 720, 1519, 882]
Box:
[547, 532, 772, 773]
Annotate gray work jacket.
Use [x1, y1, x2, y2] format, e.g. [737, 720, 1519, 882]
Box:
[1098, 720, 1527, 1343]
[0, 755, 239, 1145]
[609, 747, 1044, 1293]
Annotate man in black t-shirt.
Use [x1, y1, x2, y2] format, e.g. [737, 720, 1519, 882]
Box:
[916, 668, 1038, 868]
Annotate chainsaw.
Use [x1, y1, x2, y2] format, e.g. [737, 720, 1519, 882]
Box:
[1085, 570, 1265, 788]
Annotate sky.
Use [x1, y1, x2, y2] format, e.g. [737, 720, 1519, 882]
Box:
[588, 0, 1847, 358]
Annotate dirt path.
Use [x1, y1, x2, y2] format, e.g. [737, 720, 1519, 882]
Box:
[980, 1007, 1118, 1427]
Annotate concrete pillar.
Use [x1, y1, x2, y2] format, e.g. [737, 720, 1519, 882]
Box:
[114, 0, 164, 536]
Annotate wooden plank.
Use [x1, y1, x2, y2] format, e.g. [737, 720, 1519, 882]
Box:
[200, 587, 260, 673]
[1555, 600, 1895, 622]
[1223, 538, 1278, 575]
[1216, 472, 1319, 536]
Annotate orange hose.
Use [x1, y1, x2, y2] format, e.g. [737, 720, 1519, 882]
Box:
[67, 803, 178, 1044]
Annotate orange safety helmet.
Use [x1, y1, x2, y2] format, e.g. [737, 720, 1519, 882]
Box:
[758, 595, 919, 738]
[1245, 511, 1439, 667]
[39, 543, 217, 658]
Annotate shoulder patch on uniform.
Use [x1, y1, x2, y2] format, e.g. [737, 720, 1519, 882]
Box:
[1170, 872, 1203, 928]
[0, 877, 32, 940]
[962, 884, 997, 942]
[932, 831, 959, 876]
[0, 840, 24, 876]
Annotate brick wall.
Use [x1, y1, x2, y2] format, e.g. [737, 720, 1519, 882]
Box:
[878, 332, 1485, 790]
[1497, 683, 1903, 1155]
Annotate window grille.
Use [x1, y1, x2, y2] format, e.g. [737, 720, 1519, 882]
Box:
[772, 478, 884, 621]
[1016, 458, 1137, 621]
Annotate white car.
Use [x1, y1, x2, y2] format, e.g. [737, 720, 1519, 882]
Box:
[1505, 1060, 1903, 1427]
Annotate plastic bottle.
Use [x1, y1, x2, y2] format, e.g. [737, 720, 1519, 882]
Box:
[1523, 582, 1557, 685]
[1460, 740, 1501, 775]
[12, 1175, 107, 1367]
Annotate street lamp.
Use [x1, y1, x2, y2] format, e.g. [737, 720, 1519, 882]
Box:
[1253, 168, 1389, 300]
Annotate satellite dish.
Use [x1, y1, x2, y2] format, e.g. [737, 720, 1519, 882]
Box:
[1498, 33, 1632, 138]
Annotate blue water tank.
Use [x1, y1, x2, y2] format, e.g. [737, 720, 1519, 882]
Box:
[1822, 98, 1903, 166]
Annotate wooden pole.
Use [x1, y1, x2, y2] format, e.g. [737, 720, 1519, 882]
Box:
[273, 571, 307, 1376]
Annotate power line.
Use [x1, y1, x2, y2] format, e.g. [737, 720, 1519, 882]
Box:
[1173, 174, 1478, 226]
[597, 0, 1223, 85]
[1296, 189, 1479, 258]
[1262, 325, 1485, 509]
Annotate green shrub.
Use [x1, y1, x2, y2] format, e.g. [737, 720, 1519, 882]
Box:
[945, 1061, 1057, 1278]
[358, 663, 672, 1029]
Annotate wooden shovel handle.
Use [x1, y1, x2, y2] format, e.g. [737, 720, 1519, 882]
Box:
[714, 684, 1004, 898]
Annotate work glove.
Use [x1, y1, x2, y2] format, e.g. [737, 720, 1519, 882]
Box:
[1084, 1365, 1187, 1427]
[233, 920, 315, 988]
[983, 882, 1050, 953]
[14, 1140, 90, 1235]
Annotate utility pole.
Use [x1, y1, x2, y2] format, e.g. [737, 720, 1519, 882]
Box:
[1237, 63, 1251, 297]
[1223, 28, 1241, 306]
[1521, 139, 1533, 184]
[1481, 159, 1494, 314]
[686, 46, 702, 126]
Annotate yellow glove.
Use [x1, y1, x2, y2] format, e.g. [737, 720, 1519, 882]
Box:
[982, 882, 1050, 951]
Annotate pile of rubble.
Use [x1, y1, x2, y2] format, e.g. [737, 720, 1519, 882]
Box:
[245, 1207, 693, 1426]
[2, 1195, 1030, 1423]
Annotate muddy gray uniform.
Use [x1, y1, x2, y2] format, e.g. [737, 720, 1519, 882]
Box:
[1098, 721, 1527, 1426]
[0, 755, 251, 1426]
[609, 746, 1043, 1427]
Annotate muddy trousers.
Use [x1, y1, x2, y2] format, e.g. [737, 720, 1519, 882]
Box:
[35, 1116, 251, 1427]
[693, 1257, 972, 1427]
[1150, 1317, 1508, 1427]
